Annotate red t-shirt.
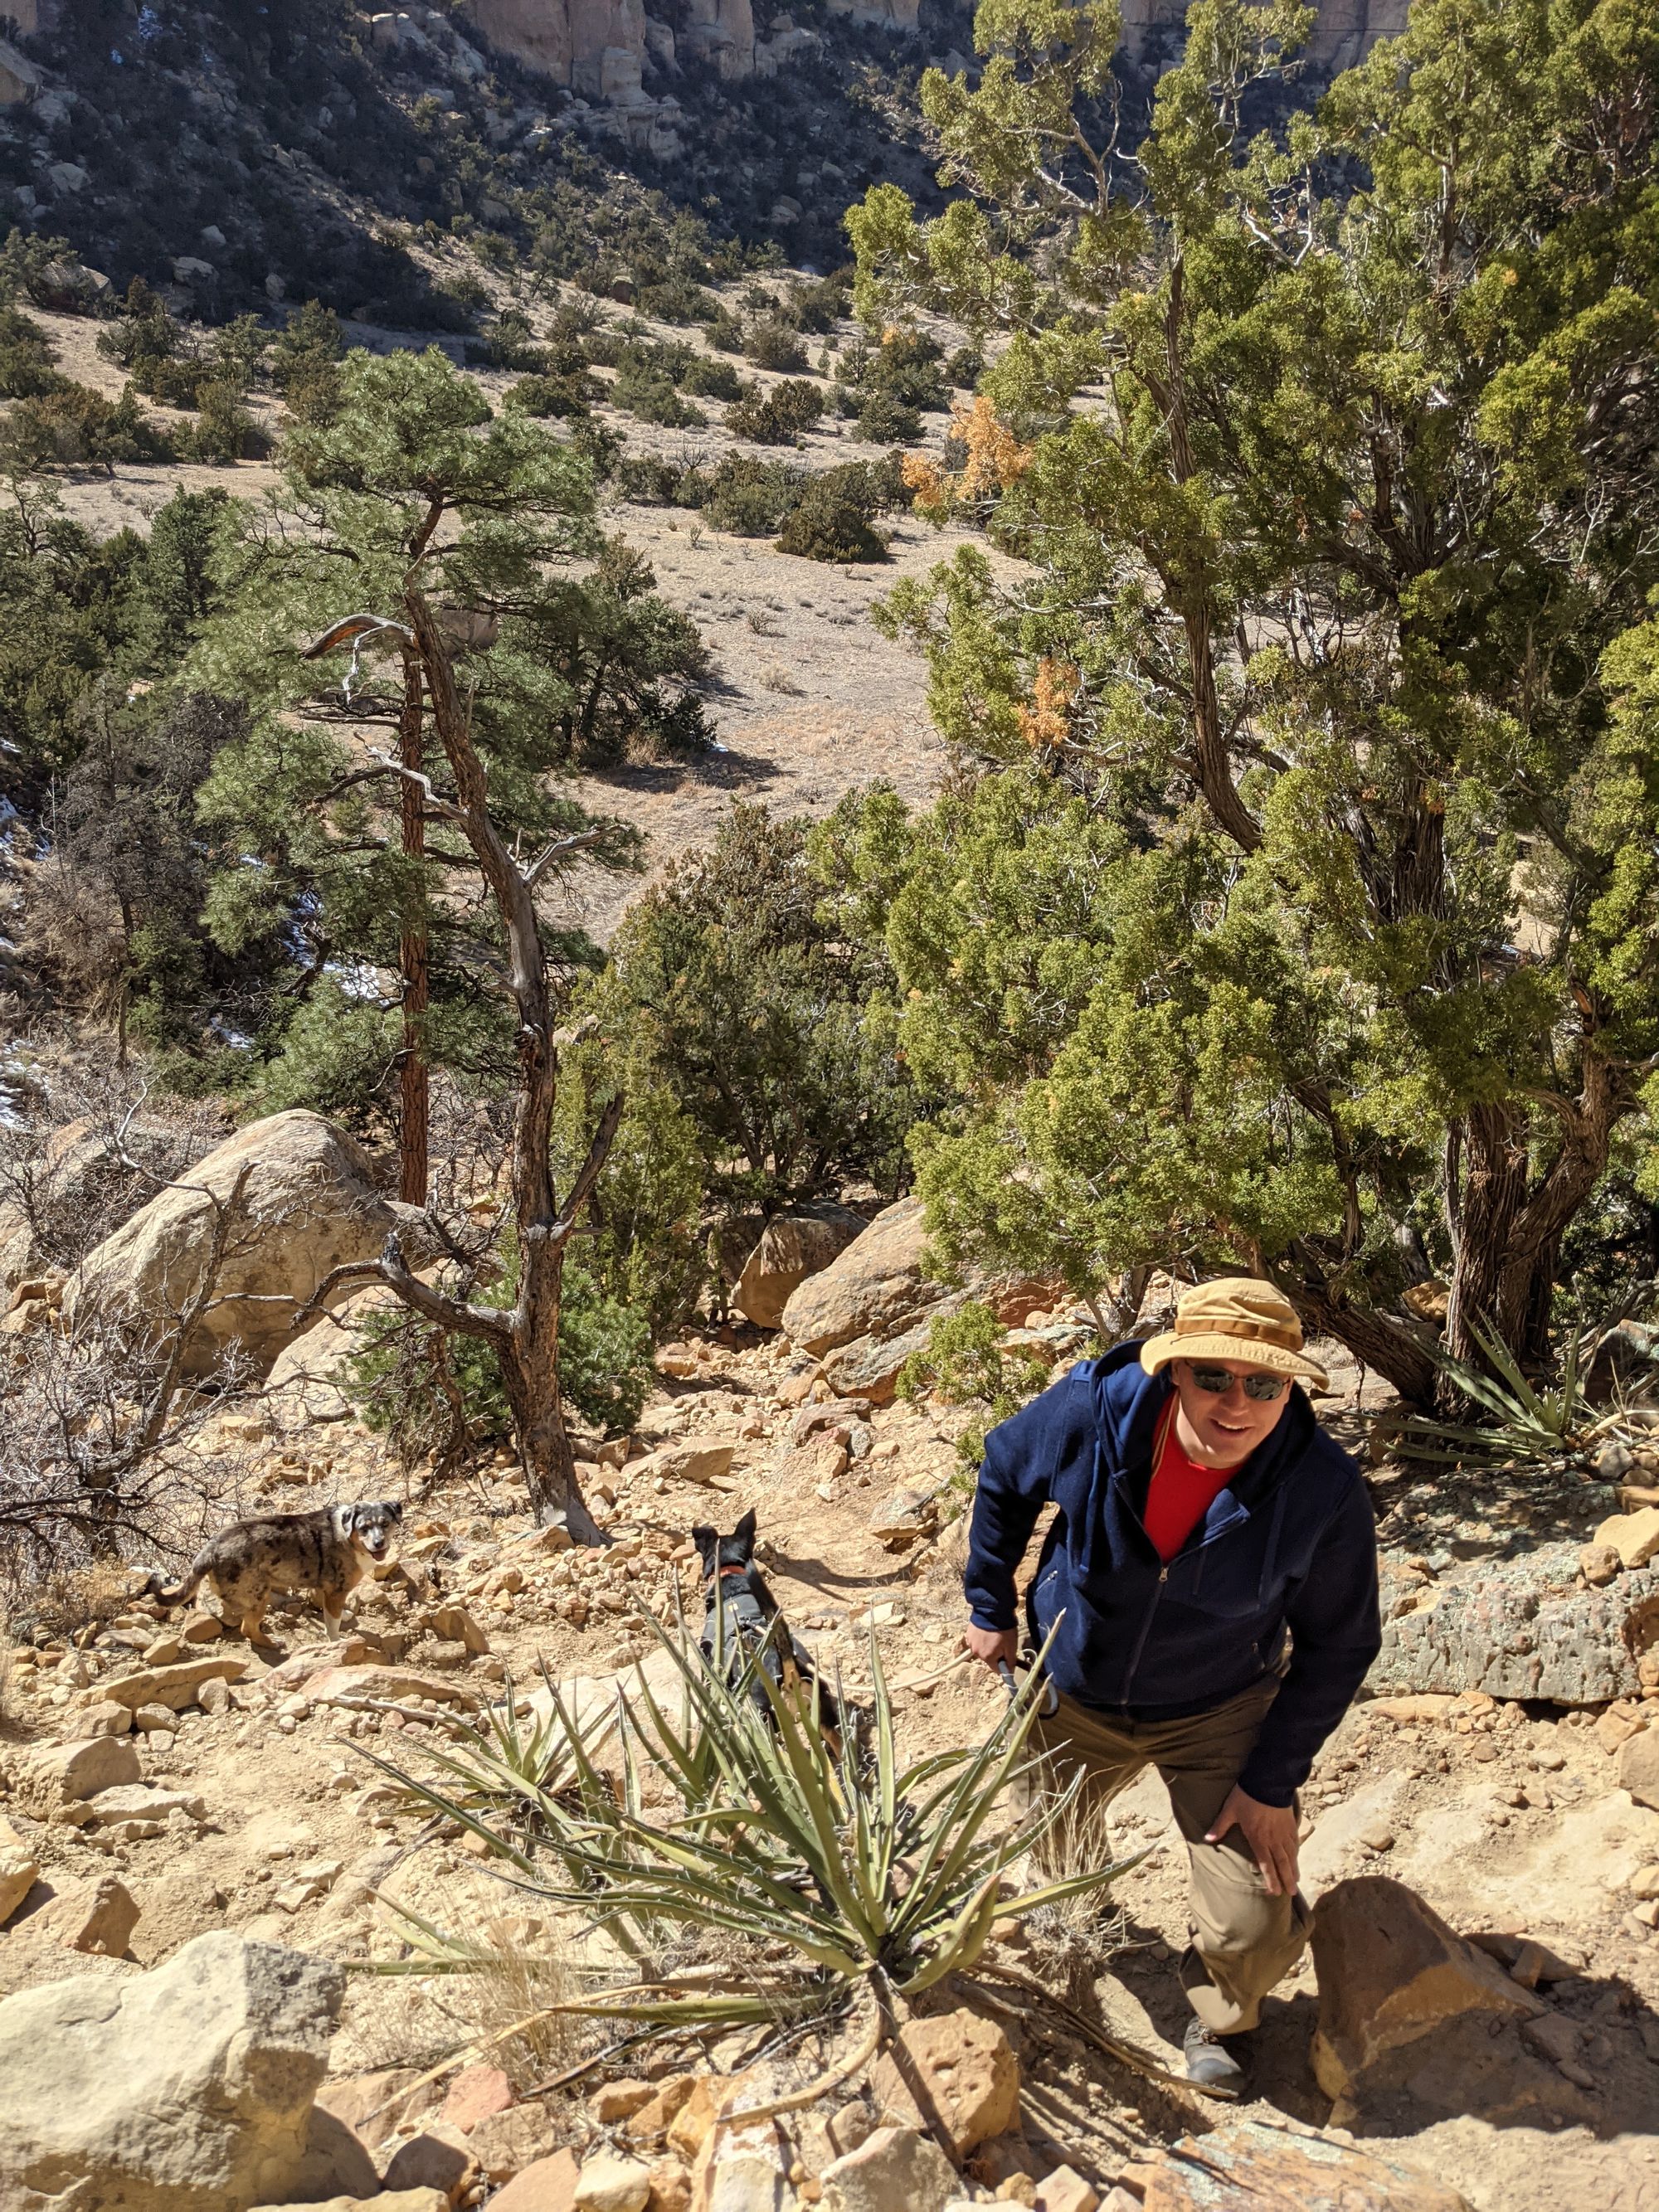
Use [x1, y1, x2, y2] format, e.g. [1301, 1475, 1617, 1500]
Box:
[1143, 1403, 1239, 1563]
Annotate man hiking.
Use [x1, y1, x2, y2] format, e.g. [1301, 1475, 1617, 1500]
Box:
[963, 1277, 1381, 2092]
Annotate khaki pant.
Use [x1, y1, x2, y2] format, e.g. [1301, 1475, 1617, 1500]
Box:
[1028, 1677, 1310, 2035]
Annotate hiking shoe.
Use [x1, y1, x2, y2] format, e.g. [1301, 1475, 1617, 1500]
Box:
[1183, 2018, 1252, 2094]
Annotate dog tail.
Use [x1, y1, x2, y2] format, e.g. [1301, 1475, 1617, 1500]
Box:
[145, 1563, 205, 1608]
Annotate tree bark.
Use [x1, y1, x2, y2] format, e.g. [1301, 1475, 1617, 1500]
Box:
[408, 590, 615, 1544]
[1268, 1243, 1440, 1406]
[1444, 1050, 1623, 1387]
[397, 647, 430, 1207]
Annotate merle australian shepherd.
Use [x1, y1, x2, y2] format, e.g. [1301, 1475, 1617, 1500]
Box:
[693, 1508, 847, 1756]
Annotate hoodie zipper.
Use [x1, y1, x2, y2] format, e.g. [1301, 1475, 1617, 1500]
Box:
[1120, 1558, 1169, 1708]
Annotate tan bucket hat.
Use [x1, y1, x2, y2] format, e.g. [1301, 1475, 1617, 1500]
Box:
[1139, 1276, 1328, 1392]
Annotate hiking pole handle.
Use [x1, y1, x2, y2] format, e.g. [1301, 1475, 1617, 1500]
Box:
[996, 1659, 1019, 1701]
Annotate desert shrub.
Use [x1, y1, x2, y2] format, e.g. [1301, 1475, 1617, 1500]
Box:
[898, 1300, 1052, 1472]
[776, 479, 887, 562]
[611, 358, 705, 428]
[726, 379, 824, 445]
[504, 372, 594, 419]
[854, 389, 923, 444]
[744, 317, 810, 373]
[635, 276, 719, 324]
[841, 328, 949, 440]
[0, 382, 176, 471]
[479, 309, 552, 372]
[703, 308, 745, 353]
[945, 343, 985, 388]
[617, 455, 685, 504]
[581, 327, 628, 369]
[348, 1254, 653, 1462]
[186, 381, 270, 464]
[786, 274, 851, 333]
[677, 453, 805, 534]
[681, 354, 743, 401]
[0, 309, 66, 400]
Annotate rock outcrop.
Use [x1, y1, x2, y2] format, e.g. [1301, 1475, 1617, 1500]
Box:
[778, 1197, 1051, 1403]
[0, 1931, 343, 2211]
[733, 1205, 868, 1330]
[1310, 1876, 1546, 2103]
[1131, 2120, 1470, 2210]
[1369, 1543, 1659, 1706]
[1117, 0, 1408, 69]
[68, 1110, 416, 1380]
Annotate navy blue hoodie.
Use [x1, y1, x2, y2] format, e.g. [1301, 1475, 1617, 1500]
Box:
[964, 1343, 1381, 1806]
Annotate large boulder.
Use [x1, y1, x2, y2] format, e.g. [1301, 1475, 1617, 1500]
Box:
[1133, 2120, 1470, 2210]
[0, 1930, 343, 2210]
[1310, 1876, 1545, 2106]
[779, 1199, 942, 1357]
[732, 1206, 868, 1330]
[778, 1198, 1051, 1404]
[67, 1110, 416, 1379]
[263, 1286, 401, 1421]
[1368, 1543, 1659, 1706]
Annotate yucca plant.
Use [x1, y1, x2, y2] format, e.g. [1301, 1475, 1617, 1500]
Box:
[1399, 1313, 1632, 1466]
[358, 1617, 1128, 2044]
[369, 1661, 620, 1855]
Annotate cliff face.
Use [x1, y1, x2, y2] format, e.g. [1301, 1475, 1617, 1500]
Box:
[471, 0, 1407, 101]
[1119, 0, 1408, 68]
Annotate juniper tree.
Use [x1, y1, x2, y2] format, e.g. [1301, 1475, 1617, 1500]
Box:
[846, 0, 1659, 1398]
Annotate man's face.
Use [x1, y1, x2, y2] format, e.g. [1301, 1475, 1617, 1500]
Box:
[1170, 1358, 1292, 1468]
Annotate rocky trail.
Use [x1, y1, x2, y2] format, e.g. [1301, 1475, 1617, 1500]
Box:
[3, 1159, 1659, 2210]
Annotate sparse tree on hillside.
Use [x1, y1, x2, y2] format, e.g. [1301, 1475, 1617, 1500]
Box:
[299, 597, 622, 1545]
[193, 347, 640, 1203]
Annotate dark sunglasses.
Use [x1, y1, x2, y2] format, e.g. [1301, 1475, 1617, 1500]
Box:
[1186, 1363, 1289, 1402]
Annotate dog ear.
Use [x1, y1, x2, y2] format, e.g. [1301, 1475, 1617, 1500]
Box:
[732, 1507, 757, 1557]
[691, 1524, 718, 1563]
[385, 1500, 404, 1525]
[338, 1504, 358, 1537]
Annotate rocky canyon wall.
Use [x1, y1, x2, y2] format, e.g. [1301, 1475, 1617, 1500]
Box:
[469, 0, 1408, 100]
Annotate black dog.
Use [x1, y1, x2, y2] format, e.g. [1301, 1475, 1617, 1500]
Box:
[693, 1509, 846, 1753]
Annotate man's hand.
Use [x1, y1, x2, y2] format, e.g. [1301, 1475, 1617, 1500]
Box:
[1205, 1784, 1300, 1897]
[961, 1622, 1018, 1672]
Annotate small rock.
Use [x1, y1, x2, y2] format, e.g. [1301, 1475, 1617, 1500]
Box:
[1033, 2167, 1098, 2212]
[1121, 2120, 1472, 2210]
[81, 1650, 247, 1713]
[591, 2079, 659, 2125]
[646, 2156, 692, 2212]
[444, 2061, 516, 2132]
[574, 2151, 654, 2212]
[1629, 1864, 1659, 1901]
[382, 2120, 479, 2200]
[1619, 1726, 1659, 1810]
[629, 1441, 735, 1489]
[1579, 1542, 1623, 1586]
[1593, 1505, 1659, 1570]
[870, 2008, 1019, 2157]
[468, 2106, 567, 2184]
[0, 1822, 40, 1927]
[821, 2128, 957, 2212]
[489, 2146, 582, 2209]
[1311, 1876, 1545, 2103]
[620, 2074, 697, 2141]
[79, 1700, 134, 1737]
[199, 1675, 231, 1717]
[19, 1733, 141, 1816]
[134, 1700, 177, 1732]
